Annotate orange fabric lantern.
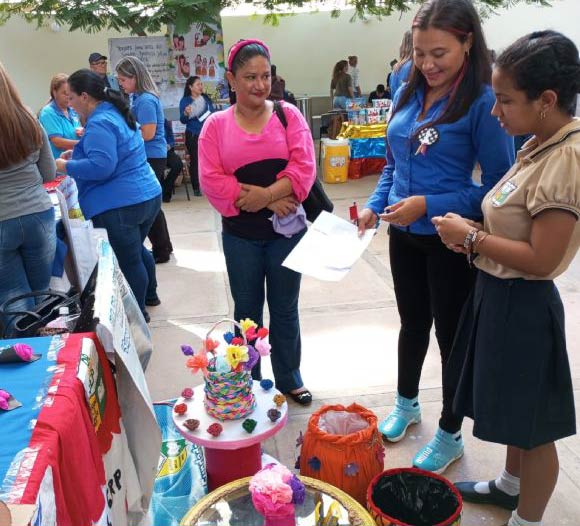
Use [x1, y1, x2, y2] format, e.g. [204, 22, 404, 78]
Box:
[299, 403, 384, 505]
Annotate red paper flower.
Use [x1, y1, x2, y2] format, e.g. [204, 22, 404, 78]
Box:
[245, 326, 258, 341]
[257, 327, 269, 338]
[204, 338, 220, 352]
[207, 423, 223, 437]
[181, 388, 194, 399]
[174, 403, 187, 415]
[184, 419, 200, 431]
[231, 336, 244, 345]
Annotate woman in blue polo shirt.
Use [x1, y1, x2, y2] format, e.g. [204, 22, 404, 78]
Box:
[39, 73, 82, 159]
[116, 56, 173, 265]
[179, 75, 215, 197]
[358, 0, 514, 473]
[55, 69, 161, 323]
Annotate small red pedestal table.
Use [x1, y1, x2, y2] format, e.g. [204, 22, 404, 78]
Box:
[173, 383, 288, 490]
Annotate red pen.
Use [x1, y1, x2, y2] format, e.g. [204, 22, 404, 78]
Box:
[349, 201, 359, 226]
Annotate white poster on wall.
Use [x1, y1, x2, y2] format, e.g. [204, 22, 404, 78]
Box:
[170, 23, 225, 83]
[108, 36, 170, 86]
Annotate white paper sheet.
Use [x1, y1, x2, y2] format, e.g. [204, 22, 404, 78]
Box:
[282, 211, 376, 281]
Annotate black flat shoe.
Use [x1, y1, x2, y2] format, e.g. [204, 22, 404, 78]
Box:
[287, 389, 313, 406]
[454, 480, 519, 511]
[154, 255, 170, 264]
[145, 297, 161, 307]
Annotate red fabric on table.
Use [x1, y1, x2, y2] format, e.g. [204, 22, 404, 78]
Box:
[22, 333, 106, 526]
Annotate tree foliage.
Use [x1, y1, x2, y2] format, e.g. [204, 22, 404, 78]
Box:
[0, 0, 552, 36]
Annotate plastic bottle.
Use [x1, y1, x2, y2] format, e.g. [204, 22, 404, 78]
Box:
[45, 306, 79, 332]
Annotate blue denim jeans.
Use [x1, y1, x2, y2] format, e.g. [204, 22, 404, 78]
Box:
[0, 208, 57, 336]
[92, 196, 161, 313]
[222, 230, 306, 393]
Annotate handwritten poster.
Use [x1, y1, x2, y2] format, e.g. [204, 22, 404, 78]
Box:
[109, 36, 170, 85]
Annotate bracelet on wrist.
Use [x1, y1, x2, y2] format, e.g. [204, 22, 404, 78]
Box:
[463, 228, 479, 253]
[473, 231, 490, 253]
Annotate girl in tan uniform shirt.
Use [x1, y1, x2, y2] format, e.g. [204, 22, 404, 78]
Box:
[434, 31, 580, 526]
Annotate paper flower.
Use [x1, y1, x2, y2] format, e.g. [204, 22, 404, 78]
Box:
[204, 338, 220, 352]
[207, 423, 223, 437]
[260, 379, 274, 391]
[223, 331, 234, 344]
[289, 475, 305, 505]
[344, 462, 359, 477]
[267, 408, 281, 422]
[186, 352, 209, 377]
[257, 327, 269, 338]
[245, 326, 258, 341]
[249, 464, 303, 518]
[231, 336, 244, 345]
[255, 337, 271, 357]
[181, 387, 194, 399]
[245, 346, 260, 370]
[273, 394, 286, 407]
[225, 345, 249, 370]
[184, 419, 200, 431]
[180, 344, 194, 356]
[174, 403, 187, 415]
[0, 390, 10, 411]
[307, 456, 321, 471]
[240, 318, 258, 333]
[13, 343, 33, 361]
[214, 354, 231, 373]
[242, 418, 257, 433]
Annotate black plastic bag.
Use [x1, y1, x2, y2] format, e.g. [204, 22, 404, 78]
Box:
[371, 471, 460, 526]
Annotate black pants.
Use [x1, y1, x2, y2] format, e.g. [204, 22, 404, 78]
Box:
[147, 157, 173, 260]
[162, 148, 183, 202]
[185, 132, 200, 192]
[389, 226, 475, 433]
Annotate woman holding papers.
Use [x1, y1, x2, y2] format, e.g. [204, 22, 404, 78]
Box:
[358, 0, 514, 473]
[198, 39, 316, 405]
[179, 76, 215, 197]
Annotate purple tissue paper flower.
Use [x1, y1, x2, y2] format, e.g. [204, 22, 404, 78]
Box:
[180, 344, 194, 356]
[245, 345, 259, 370]
[344, 462, 359, 477]
[289, 475, 306, 505]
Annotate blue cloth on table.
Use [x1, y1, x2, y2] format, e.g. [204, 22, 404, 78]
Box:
[349, 138, 386, 159]
[0, 336, 56, 484]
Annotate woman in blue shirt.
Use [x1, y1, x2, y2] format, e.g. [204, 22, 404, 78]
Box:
[39, 73, 82, 159]
[116, 56, 173, 266]
[179, 76, 215, 197]
[55, 69, 161, 323]
[358, 0, 514, 474]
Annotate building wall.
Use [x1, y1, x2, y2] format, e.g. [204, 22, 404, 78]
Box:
[0, 0, 578, 111]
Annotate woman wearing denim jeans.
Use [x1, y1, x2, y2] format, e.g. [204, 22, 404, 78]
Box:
[0, 61, 57, 337]
[55, 69, 161, 323]
[199, 39, 316, 405]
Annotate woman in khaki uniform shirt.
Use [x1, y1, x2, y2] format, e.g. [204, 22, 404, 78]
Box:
[434, 31, 580, 526]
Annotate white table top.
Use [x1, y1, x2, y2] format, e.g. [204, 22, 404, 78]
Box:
[173, 383, 288, 450]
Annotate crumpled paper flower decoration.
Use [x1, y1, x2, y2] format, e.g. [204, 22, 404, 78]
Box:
[260, 379, 274, 391]
[13, 344, 33, 361]
[186, 351, 209, 377]
[246, 346, 260, 370]
[307, 456, 321, 471]
[0, 389, 10, 411]
[255, 337, 271, 357]
[204, 338, 220, 352]
[223, 332, 234, 344]
[180, 344, 194, 356]
[344, 462, 359, 477]
[240, 318, 258, 333]
[225, 345, 249, 370]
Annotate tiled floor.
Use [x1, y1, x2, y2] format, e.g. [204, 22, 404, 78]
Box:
[146, 175, 580, 525]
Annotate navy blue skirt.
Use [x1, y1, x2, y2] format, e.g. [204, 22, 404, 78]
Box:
[448, 271, 576, 449]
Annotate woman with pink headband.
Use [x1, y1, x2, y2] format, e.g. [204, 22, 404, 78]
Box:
[198, 39, 316, 405]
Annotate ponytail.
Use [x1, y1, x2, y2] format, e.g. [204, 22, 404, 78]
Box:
[68, 69, 136, 130]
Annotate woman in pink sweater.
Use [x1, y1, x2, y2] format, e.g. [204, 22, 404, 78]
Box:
[199, 39, 316, 405]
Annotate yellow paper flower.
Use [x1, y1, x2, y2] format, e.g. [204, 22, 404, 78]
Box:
[225, 345, 249, 370]
[240, 318, 258, 333]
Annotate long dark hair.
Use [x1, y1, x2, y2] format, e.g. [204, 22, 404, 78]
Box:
[395, 0, 491, 134]
[497, 30, 580, 116]
[183, 76, 201, 98]
[332, 60, 348, 84]
[68, 69, 136, 130]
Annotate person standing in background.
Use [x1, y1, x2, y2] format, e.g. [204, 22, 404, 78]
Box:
[348, 55, 362, 97]
[88, 52, 119, 91]
[390, 31, 414, 98]
[358, 0, 514, 474]
[162, 119, 184, 203]
[269, 64, 286, 101]
[116, 56, 174, 264]
[330, 60, 354, 109]
[0, 61, 57, 337]
[179, 75, 215, 197]
[39, 73, 83, 159]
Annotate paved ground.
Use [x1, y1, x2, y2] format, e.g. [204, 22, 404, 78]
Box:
[145, 174, 580, 525]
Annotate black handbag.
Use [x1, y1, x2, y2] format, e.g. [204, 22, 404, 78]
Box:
[0, 289, 81, 338]
[273, 101, 334, 222]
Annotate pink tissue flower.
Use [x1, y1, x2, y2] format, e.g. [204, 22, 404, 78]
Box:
[254, 337, 271, 357]
[0, 389, 10, 410]
[13, 343, 33, 361]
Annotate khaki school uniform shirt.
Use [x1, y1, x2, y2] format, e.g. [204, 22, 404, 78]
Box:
[476, 119, 580, 280]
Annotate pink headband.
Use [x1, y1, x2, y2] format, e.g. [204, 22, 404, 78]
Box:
[227, 39, 270, 71]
